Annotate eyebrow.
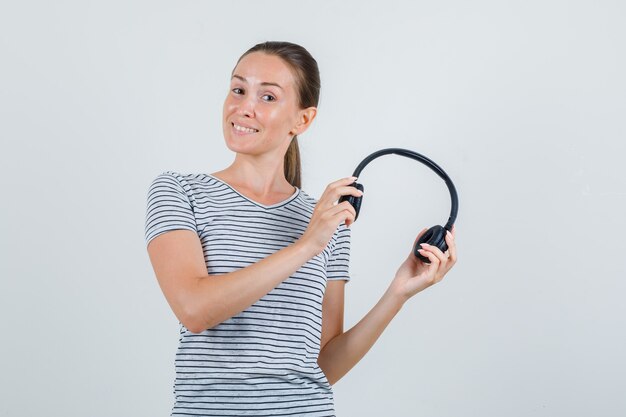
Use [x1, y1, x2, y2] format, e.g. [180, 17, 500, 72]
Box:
[231, 74, 283, 90]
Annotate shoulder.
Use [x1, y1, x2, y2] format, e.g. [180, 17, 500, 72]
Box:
[297, 188, 318, 209]
[149, 171, 210, 198]
[150, 170, 190, 186]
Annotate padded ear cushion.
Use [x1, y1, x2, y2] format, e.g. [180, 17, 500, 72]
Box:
[414, 225, 449, 263]
[338, 182, 364, 221]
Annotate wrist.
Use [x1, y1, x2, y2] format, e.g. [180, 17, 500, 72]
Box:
[382, 286, 407, 311]
[294, 237, 322, 259]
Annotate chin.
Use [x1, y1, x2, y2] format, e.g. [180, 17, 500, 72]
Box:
[223, 135, 258, 155]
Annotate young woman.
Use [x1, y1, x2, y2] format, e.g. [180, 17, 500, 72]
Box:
[145, 41, 457, 416]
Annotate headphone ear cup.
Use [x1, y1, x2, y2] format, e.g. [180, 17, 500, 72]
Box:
[414, 225, 448, 263]
[338, 182, 364, 222]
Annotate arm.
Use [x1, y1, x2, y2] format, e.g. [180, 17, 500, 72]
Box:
[147, 229, 320, 333]
[145, 173, 362, 334]
[317, 286, 404, 386]
[319, 280, 346, 352]
[317, 226, 458, 385]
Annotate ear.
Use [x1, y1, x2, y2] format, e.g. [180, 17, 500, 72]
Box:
[290, 106, 317, 136]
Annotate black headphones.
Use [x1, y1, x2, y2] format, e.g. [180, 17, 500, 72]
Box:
[338, 147, 459, 264]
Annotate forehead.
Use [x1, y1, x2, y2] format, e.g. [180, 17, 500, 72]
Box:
[232, 52, 296, 89]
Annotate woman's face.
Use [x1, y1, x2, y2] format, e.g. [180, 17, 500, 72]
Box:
[223, 52, 303, 157]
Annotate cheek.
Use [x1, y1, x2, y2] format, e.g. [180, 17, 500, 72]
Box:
[223, 98, 233, 116]
[222, 100, 234, 132]
[264, 105, 294, 128]
[223, 93, 241, 112]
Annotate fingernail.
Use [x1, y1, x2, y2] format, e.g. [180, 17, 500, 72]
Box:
[420, 243, 428, 247]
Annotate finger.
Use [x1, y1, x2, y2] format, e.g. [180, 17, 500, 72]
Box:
[419, 243, 448, 265]
[332, 205, 356, 227]
[340, 175, 358, 184]
[446, 230, 457, 263]
[333, 185, 363, 205]
[417, 247, 440, 271]
[329, 200, 357, 219]
[322, 176, 356, 197]
[330, 176, 358, 190]
[321, 177, 358, 209]
[342, 202, 357, 228]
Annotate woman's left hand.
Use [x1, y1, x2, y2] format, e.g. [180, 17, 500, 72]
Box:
[388, 225, 457, 303]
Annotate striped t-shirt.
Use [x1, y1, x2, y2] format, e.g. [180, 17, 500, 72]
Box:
[144, 171, 351, 417]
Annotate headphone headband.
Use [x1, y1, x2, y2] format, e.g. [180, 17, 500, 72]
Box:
[350, 147, 458, 230]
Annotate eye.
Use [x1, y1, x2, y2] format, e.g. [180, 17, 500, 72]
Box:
[262, 94, 276, 102]
[231, 87, 244, 95]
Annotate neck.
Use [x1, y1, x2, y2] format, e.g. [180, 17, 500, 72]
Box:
[214, 154, 293, 197]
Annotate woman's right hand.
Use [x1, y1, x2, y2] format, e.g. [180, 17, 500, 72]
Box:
[298, 176, 364, 255]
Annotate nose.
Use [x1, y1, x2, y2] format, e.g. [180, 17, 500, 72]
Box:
[237, 94, 255, 118]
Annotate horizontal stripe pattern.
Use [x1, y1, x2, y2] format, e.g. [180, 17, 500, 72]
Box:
[145, 171, 351, 416]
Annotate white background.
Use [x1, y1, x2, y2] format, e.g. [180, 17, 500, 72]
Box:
[1, 1, 625, 416]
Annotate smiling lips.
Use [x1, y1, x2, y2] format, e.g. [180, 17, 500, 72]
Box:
[232, 122, 259, 134]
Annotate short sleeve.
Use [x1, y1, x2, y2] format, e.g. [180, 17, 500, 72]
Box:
[144, 171, 198, 248]
[326, 222, 352, 283]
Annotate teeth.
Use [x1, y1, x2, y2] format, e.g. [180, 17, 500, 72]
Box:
[233, 123, 258, 133]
